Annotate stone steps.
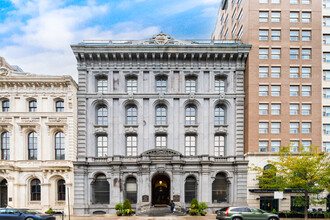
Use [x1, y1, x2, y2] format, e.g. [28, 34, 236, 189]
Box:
[138, 206, 186, 217]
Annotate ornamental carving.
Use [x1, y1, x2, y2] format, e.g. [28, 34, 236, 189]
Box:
[142, 148, 182, 157]
[185, 126, 198, 134]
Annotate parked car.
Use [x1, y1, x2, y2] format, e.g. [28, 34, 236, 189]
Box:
[0, 208, 55, 220]
[216, 207, 279, 220]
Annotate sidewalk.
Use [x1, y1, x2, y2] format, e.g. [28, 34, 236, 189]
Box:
[55, 214, 327, 220]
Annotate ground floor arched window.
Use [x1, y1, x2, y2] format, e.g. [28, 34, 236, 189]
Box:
[212, 173, 228, 203]
[31, 179, 41, 201]
[93, 174, 109, 204]
[185, 176, 197, 203]
[126, 177, 137, 204]
[0, 179, 7, 207]
[57, 179, 65, 201]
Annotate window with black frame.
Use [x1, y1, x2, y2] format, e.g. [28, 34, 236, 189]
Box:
[126, 177, 137, 204]
[185, 176, 197, 203]
[212, 173, 228, 203]
[93, 174, 109, 204]
[31, 179, 41, 201]
[58, 179, 65, 201]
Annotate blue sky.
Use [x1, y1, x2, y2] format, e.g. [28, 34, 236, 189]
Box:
[0, 0, 220, 79]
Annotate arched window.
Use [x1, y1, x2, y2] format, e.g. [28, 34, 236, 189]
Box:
[1, 132, 9, 160]
[212, 173, 228, 203]
[126, 105, 137, 125]
[155, 76, 167, 93]
[215, 77, 225, 92]
[260, 164, 277, 187]
[2, 100, 9, 112]
[56, 100, 64, 112]
[31, 179, 41, 201]
[126, 177, 137, 204]
[185, 176, 197, 203]
[55, 132, 65, 160]
[215, 105, 225, 125]
[96, 76, 108, 93]
[93, 174, 109, 204]
[57, 179, 65, 201]
[28, 132, 37, 160]
[96, 105, 108, 125]
[185, 105, 196, 125]
[29, 100, 37, 112]
[155, 105, 167, 125]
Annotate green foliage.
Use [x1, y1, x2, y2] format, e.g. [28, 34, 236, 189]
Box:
[45, 208, 54, 214]
[115, 203, 123, 211]
[123, 199, 132, 210]
[200, 210, 206, 216]
[272, 209, 277, 214]
[199, 202, 208, 212]
[188, 209, 199, 215]
[123, 208, 134, 216]
[190, 198, 199, 209]
[251, 145, 330, 220]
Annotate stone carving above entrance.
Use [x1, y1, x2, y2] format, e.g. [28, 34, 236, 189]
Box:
[142, 148, 182, 157]
[133, 32, 199, 46]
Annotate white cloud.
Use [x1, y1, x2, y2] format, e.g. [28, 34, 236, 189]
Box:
[201, 7, 219, 18]
[1, 0, 160, 80]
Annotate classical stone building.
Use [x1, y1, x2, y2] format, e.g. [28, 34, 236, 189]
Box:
[71, 33, 250, 214]
[0, 59, 77, 214]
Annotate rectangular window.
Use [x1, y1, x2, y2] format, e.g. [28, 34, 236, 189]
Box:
[214, 135, 225, 156]
[259, 30, 269, 40]
[97, 136, 108, 157]
[271, 141, 280, 152]
[290, 104, 299, 115]
[259, 67, 268, 78]
[259, 48, 269, 59]
[238, 11, 243, 24]
[290, 0, 298, 3]
[302, 49, 311, 60]
[290, 49, 299, 59]
[271, 85, 280, 96]
[232, 9, 237, 21]
[290, 85, 299, 96]
[302, 85, 311, 96]
[97, 78, 108, 93]
[215, 78, 225, 92]
[290, 122, 299, 134]
[302, 122, 311, 134]
[259, 103, 268, 115]
[156, 77, 167, 93]
[323, 53, 330, 62]
[324, 70, 330, 80]
[302, 12, 311, 23]
[290, 67, 299, 78]
[302, 0, 310, 4]
[238, 27, 243, 39]
[272, 0, 280, 2]
[259, 85, 268, 96]
[259, 141, 268, 152]
[271, 30, 280, 41]
[302, 67, 311, 78]
[323, 124, 330, 134]
[324, 88, 330, 98]
[302, 104, 311, 115]
[323, 35, 330, 45]
[271, 12, 280, 22]
[185, 77, 197, 93]
[126, 135, 137, 156]
[302, 30, 311, 41]
[259, 0, 268, 3]
[323, 17, 330, 26]
[259, 11, 269, 22]
[271, 48, 281, 59]
[271, 122, 280, 134]
[302, 141, 311, 151]
[185, 135, 196, 156]
[156, 135, 167, 148]
[271, 67, 280, 78]
[290, 141, 299, 152]
[323, 106, 330, 117]
[324, 0, 330, 8]
[290, 30, 299, 41]
[259, 122, 268, 134]
[322, 142, 330, 152]
[271, 104, 281, 115]
[127, 78, 138, 93]
[231, 24, 237, 37]
[290, 12, 299, 22]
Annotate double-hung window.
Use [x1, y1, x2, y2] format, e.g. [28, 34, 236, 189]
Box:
[290, 12, 299, 22]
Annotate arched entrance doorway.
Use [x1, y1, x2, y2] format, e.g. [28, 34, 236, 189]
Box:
[152, 173, 170, 206]
[0, 179, 7, 207]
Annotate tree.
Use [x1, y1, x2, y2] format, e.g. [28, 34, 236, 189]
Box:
[252, 146, 330, 220]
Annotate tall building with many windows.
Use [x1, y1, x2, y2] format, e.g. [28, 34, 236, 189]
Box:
[0, 59, 77, 214]
[212, 0, 322, 213]
[71, 33, 250, 214]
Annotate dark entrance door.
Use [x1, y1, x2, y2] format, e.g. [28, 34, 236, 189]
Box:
[260, 197, 279, 213]
[0, 179, 7, 208]
[152, 174, 170, 206]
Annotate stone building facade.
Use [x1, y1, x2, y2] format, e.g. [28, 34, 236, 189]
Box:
[0, 61, 77, 214]
[72, 33, 250, 214]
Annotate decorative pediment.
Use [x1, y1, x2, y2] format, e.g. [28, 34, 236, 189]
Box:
[133, 32, 199, 46]
[142, 148, 182, 157]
